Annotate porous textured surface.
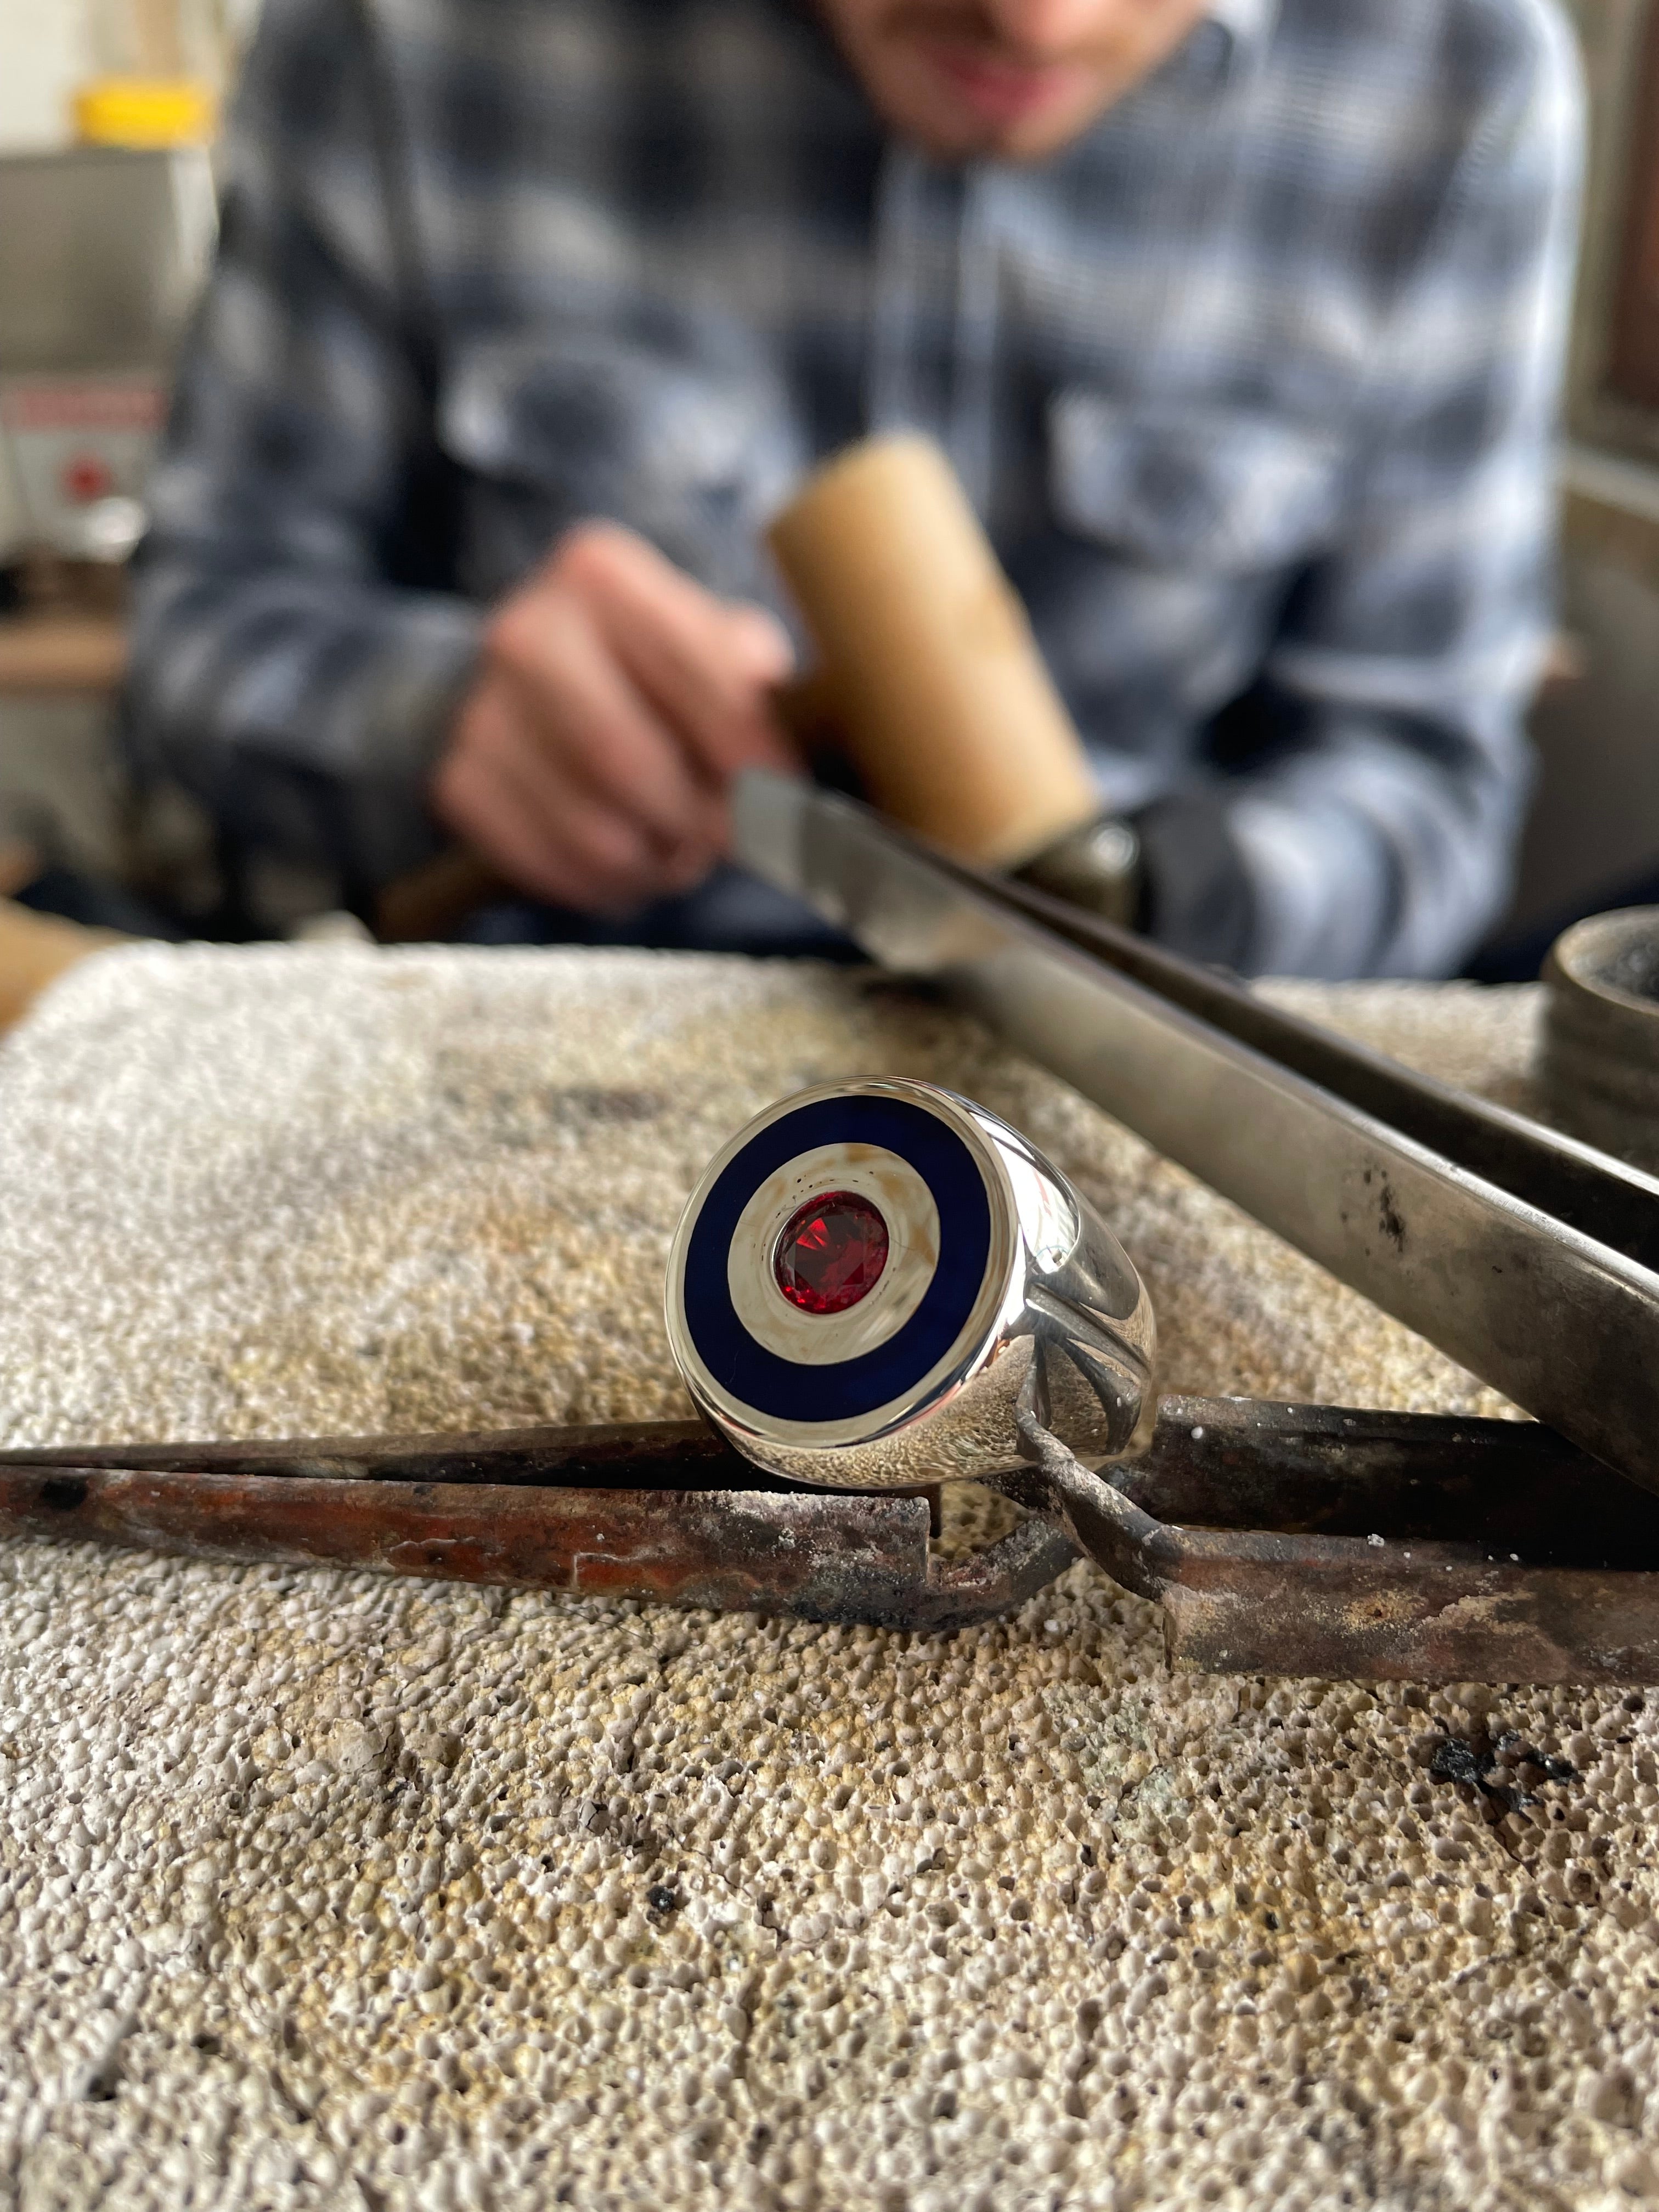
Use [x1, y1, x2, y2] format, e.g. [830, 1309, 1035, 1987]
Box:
[0, 945, 1654, 2212]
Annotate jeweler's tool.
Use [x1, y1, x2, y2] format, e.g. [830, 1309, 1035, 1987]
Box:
[767, 433, 1104, 870]
[731, 771, 1659, 1499]
[8, 1391, 1659, 1682]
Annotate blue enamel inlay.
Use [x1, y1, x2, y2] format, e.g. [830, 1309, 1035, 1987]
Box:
[682, 1096, 993, 1424]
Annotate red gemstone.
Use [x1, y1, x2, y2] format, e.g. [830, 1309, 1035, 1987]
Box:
[774, 1190, 890, 1315]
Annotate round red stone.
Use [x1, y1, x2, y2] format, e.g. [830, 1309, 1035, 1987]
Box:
[773, 1190, 889, 1315]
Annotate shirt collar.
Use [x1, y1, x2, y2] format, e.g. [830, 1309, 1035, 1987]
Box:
[1203, 0, 1279, 72]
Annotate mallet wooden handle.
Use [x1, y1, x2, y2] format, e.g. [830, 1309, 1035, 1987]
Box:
[767, 433, 1102, 868]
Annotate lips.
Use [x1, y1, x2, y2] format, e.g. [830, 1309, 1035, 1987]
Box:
[918, 38, 1085, 126]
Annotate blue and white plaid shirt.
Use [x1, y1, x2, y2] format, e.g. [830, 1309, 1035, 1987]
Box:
[128, 0, 1583, 974]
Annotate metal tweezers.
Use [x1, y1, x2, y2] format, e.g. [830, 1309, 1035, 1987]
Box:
[8, 773, 1659, 1684]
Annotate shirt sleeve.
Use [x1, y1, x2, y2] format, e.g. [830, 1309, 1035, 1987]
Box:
[124, 0, 483, 906]
[1136, 0, 1584, 979]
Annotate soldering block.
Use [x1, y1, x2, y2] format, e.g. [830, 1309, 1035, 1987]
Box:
[1, 941, 1652, 2212]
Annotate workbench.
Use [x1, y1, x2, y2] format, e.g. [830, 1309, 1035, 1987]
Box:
[0, 943, 1651, 2209]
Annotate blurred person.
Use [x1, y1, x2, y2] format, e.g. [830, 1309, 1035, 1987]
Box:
[125, 0, 1582, 972]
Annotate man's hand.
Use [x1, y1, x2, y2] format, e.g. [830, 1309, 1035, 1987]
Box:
[432, 522, 798, 913]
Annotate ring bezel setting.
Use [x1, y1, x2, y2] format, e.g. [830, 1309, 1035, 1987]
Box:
[665, 1079, 1156, 1491]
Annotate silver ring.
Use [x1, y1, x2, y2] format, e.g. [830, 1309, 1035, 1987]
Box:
[664, 1078, 1155, 1488]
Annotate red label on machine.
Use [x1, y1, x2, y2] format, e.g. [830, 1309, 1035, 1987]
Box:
[0, 378, 165, 435]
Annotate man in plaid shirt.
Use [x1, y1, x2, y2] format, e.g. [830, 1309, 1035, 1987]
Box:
[127, 0, 1582, 974]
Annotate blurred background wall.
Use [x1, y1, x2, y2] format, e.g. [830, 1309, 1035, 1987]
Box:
[0, 4, 90, 155]
[0, 0, 1655, 956]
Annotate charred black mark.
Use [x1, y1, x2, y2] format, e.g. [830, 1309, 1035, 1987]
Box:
[544, 1087, 664, 1126]
[38, 1476, 88, 1512]
[437, 1079, 665, 1139]
[1355, 1164, 1406, 1252]
[1376, 1179, 1407, 1253]
[1425, 1726, 1577, 1817]
[1426, 1739, 1483, 1790]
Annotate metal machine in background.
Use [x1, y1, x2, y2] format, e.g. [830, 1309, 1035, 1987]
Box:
[0, 143, 215, 571]
[0, 144, 220, 940]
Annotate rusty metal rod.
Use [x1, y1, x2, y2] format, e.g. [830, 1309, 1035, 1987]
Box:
[0, 1416, 755, 1488]
[0, 1398, 1639, 1556]
[1008, 1399, 1659, 1684]
[8, 1402, 1659, 1677]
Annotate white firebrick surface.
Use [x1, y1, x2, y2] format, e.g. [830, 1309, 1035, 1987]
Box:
[0, 944, 1651, 2211]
